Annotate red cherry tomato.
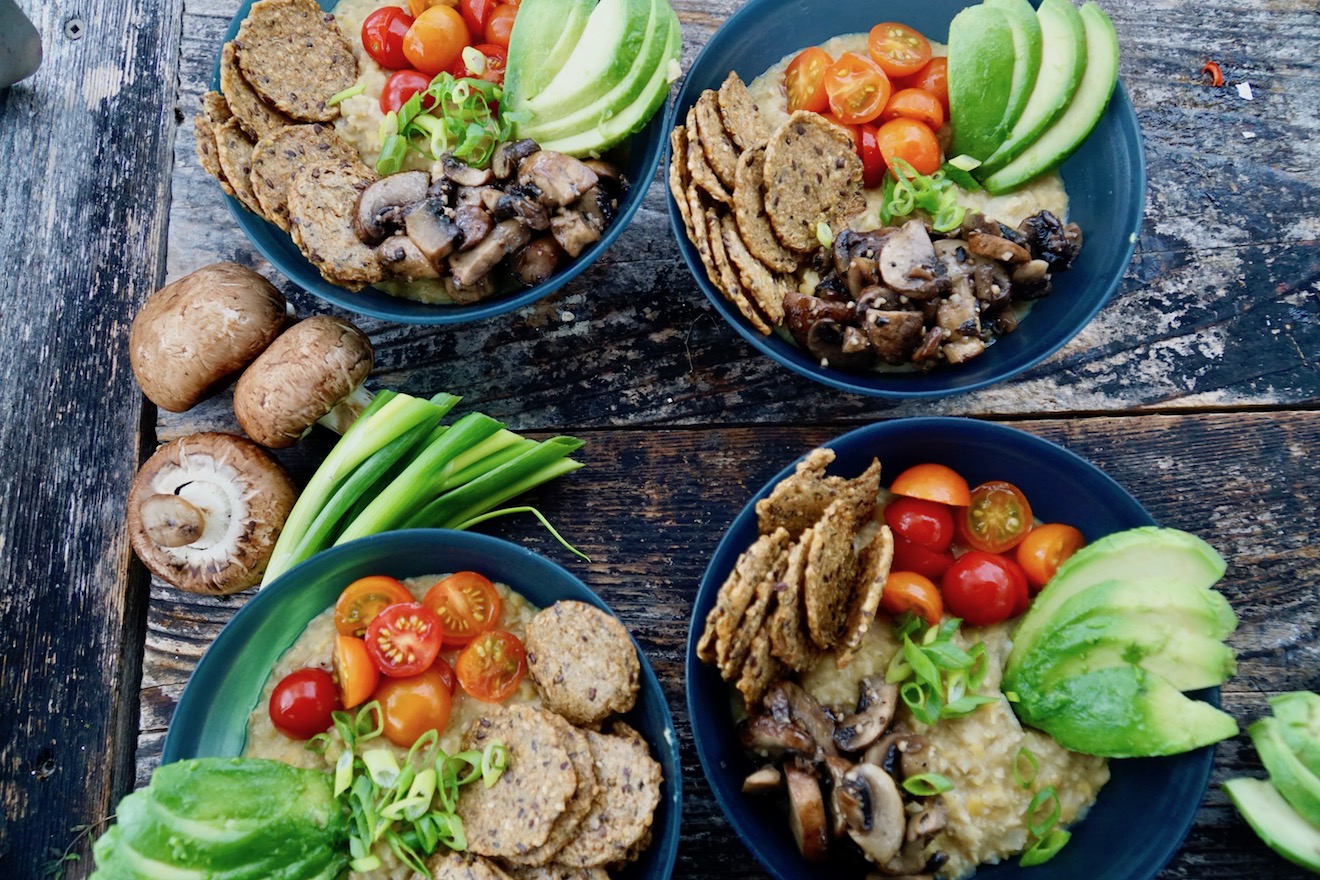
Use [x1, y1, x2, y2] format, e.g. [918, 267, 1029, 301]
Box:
[881, 87, 945, 131]
[432, 655, 458, 696]
[857, 122, 886, 189]
[334, 635, 379, 709]
[1016, 523, 1086, 591]
[403, 5, 470, 75]
[961, 480, 1034, 554]
[875, 117, 942, 176]
[899, 57, 949, 112]
[361, 6, 414, 71]
[460, 0, 497, 35]
[884, 496, 956, 551]
[881, 571, 943, 626]
[889, 463, 972, 507]
[784, 46, 832, 114]
[374, 667, 454, 747]
[941, 551, 1030, 626]
[380, 69, 437, 114]
[867, 22, 932, 78]
[269, 668, 340, 740]
[891, 535, 955, 580]
[483, 3, 517, 47]
[823, 52, 891, 125]
[452, 43, 508, 85]
[423, 571, 503, 648]
[334, 575, 414, 637]
[456, 630, 527, 702]
[365, 602, 444, 677]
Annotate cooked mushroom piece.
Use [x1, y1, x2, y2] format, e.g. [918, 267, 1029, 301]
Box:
[448, 275, 497, 305]
[511, 236, 564, 286]
[453, 205, 494, 251]
[405, 198, 464, 266]
[550, 208, 604, 258]
[126, 432, 297, 594]
[233, 315, 374, 448]
[583, 158, 624, 186]
[491, 138, 540, 179]
[834, 229, 892, 297]
[834, 676, 900, 753]
[876, 802, 949, 876]
[441, 153, 494, 187]
[352, 170, 430, 246]
[863, 731, 932, 781]
[967, 229, 1031, 263]
[783, 291, 855, 349]
[739, 714, 817, 759]
[823, 755, 854, 839]
[784, 762, 830, 863]
[519, 150, 599, 208]
[377, 235, 440, 280]
[494, 185, 551, 230]
[838, 763, 907, 865]
[742, 765, 784, 795]
[129, 262, 289, 413]
[864, 309, 925, 365]
[449, 219, 533, 287]
[806, 319, 876, 371]
[765, 681, 838, 759]
[1017, 210, 1083, 271]
[880, 220, 948, 300]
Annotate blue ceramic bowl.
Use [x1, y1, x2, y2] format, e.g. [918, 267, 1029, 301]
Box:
[687, 418, 1215, 880]
[665, 0, 1145, 398]
[213, 1, 668, 324]
[164, 529, 682, 880]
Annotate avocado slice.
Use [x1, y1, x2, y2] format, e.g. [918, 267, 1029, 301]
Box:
[522, 0, 654, 120]
[1272, 692, 1320, 778]
[1252, 717, 1320, 827]
[521, 0, 673, 143]
[947, 3, 1018, 160]
[984, 0, 1044, 140]
[1008, 527, 1227, 675]
[980, 1, 1120, 194]
[977, 0, 1086, 176]
[1225, 777, 1320, 872]
[503, 0, 597, 111]
[1013, 665, 1238, 757]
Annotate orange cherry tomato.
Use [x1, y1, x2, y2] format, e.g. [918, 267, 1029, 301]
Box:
[784, 46, 832, 113]
[823, 52, 891, 125]
[880, 571, 943, 626]
[1016, 523, 1086, 591]
[334, 634, 379, 709]
[403, 5, 471, 76]
[875, 117, 942, 176]
[881, 87, 945, 131]
[407, 0, 450, 15]
[900, 57, 948, 111]
[456, 630, 527, 702]
[423, 571, 503, 647]
[483, 3, 517, 47]
[374, 667, 454, 747]
[961, 481, 1034, 554]
[365, 602, 444, 677]
[334, 575, 415, 637]
[867, 22, 932, 78]
[889, 463, 972, 507]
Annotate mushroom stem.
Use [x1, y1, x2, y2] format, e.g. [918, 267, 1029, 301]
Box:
[316, 384, 375, 436]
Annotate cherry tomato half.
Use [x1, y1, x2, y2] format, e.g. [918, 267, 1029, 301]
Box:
[380, 69, 437, 114]
[881, 570, 944, 626]
[362, 6, 414, 71]
[962, 480, 1034, 554]
[784, 46, 832, 113]
[374, 667, 454, 747]
[884, 496, 956, 551]
[1016, 523, 1086, 591]
[334, 634, 379, 709]
[881, 87, 945, 131]
[460, 0, 497, 36]
[456, 629, 527, 702]
[899, 57, 948, 112]
[269, 668, 340, 740]
[868, 22, 933, 78]
[423, 571, 503, 648]
[452, 43, 508, 85]
[403, 5, 471, 76]
[365, 602, 444, 677]
[483, 3, 517, 47]
[891, 534, 955, 580]
[334, 575, 414, 637]
[876, 117, 942, 176]
[432, 655, 458, 696]
[823, 52, 891, 125]
[857, 122, 886, 189]
[889, 463, 972, 507]
[942, 551, 1030, 626]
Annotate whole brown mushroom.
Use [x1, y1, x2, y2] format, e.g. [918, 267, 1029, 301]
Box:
[126, 433, 297, 594]
[233, 315, 374, 448]
[128, 262, 289, 412]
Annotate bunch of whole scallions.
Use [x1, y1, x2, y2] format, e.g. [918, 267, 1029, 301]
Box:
[261, 391, 583, 586]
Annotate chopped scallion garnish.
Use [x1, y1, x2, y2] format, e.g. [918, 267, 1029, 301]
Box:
[902, 773, 955, 797]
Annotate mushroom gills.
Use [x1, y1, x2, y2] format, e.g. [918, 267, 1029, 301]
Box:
[352, 171, 430, 246]
[838, 763, 906, 865]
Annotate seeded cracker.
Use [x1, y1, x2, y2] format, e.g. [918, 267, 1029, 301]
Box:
[501, 866, 609, 880]
[736, 627, 785, 707]
[755, 447, 846, 537]
[763, 110, 865, 252]
[553, 724, 663, 869]
[685, 109, 731, 204]
[668, 125, 694, 240]
[422, 850, 516, 880]
[525, 600, 640, 728]
[802, 459, 882, 649]
[193, 110, 231, 196]
[219, 41, 292, 139]
[287, 161, 383, 290]
[766, 528, 820, 672]
[718, 543, 787, 681]
[458, 706, 578, 859]
[200, 91, 233, 126]
[716, 71, 769, 151]
[703, 527, 791, 670]
[234, 0, 357, 123]
[249, 123, 359, 231]
[510, 714, 600, 867]
[694, 90, 740, 192]
[720, 213, 789, 325]
[707, 207, 772, 335]
[836, 523, 895, 669]
[214, 119, 264, 218]
[733, 147, 800, 273]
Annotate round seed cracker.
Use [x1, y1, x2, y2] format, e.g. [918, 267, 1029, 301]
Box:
[685, 109, 730, 204]
[250, 123, 359, 231]
[200, 90, 233, 126]
[526, 601, 640, 728]
[766, 527, 821, 673]
[732, 148, 800, 274]
[694, 90, 739, 192]
[668, 124, 694, 241]
[502, 866, 609, 880]
[510, 713, 601, 866]
[763, 110, 865, 252]
[193, 111, 232, 195]
[287, 160, 383, 291]
[234, 0, 356, 123]
[214, 119, 264, 218]
[219, 41, 292, 139]
[424, 850, 516, 880]
[706, 207, 772, 335]
[720, 213, 789, 325]
[716, 71, 769, 151]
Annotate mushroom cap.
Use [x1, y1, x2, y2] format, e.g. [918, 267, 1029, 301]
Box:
[233, 315, 373, 449]
[129, 262, 288, 412]
[126, 432, 297, 594]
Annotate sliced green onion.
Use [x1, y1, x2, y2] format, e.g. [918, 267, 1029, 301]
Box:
[448, 750, 484, 787]
[1014, 747, 1040, 788]
[461, 45, 486, 75]
[1020, 827, 1071, 866]
[903, 636, 941, 688]
[327, 82, 366, 107]
[944, 693, 998, 716]
[363, 749, 402, 788]
[305, 731, 330, 754]
[376, 134, 408, 175]
[350, 854, 382, 873]
[902, 773, 954, 796]
[1027, 786, 1061, 838]
[482, 742, 509, 788]
[334, 749, 354, 798]
[967, 643, 989, 689]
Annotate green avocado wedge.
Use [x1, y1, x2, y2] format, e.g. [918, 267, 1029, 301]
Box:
[976, 0, 1086, 176]
[523, 0, 654, 119]
[980, 1, 1120, 194]
[947, 4, 1018, 160]
[1252, 716, 1320, 827]
[984, 0, 1044, 142]
[503, 0, 597, 112]
[1273, 691, 1320, 779]
[1224, 777, 1320, 873]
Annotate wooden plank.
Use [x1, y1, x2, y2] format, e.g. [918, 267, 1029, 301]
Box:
[0, 0, 184, 876]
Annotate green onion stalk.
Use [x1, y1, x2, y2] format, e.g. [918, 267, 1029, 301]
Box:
[376, 72, 523, 175]
[878, 158, 968, 233]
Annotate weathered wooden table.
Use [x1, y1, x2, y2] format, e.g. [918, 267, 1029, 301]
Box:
[1, 0, 1316, 876]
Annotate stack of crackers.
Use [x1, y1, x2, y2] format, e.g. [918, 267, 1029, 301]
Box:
[669, 73, 866, 335]
[697, 448, 895, 707]
[196, 0, 383, 290]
